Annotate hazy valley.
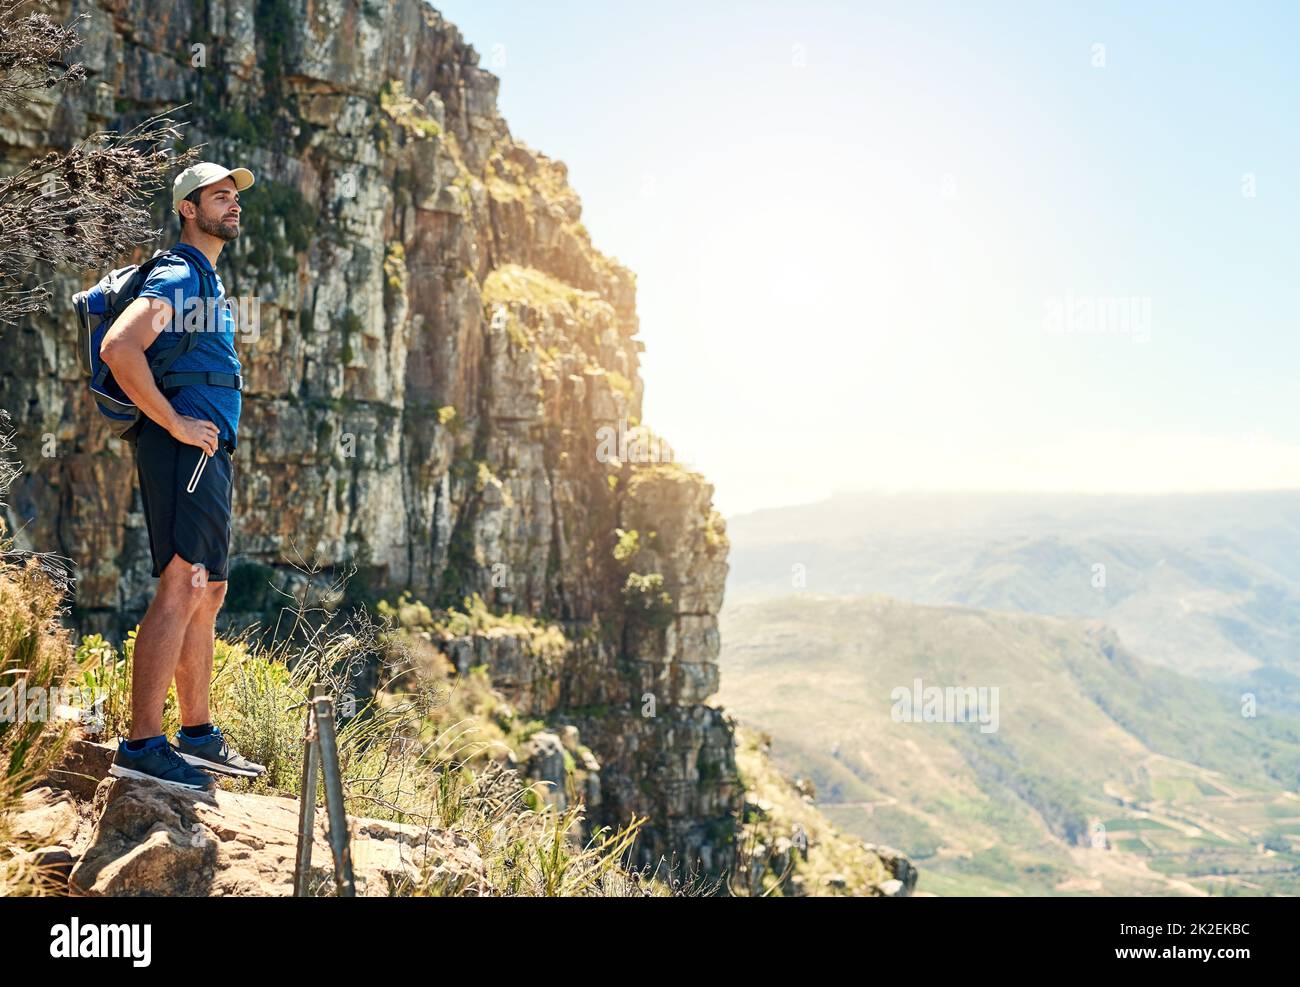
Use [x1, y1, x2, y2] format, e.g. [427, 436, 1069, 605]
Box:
[718, 493, 1300, 895]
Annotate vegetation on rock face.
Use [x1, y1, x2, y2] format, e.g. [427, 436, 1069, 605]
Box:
[380, 590, 569, 665]
[612, 527, 640, 563]
[252, 0, 297, 139]
[230, 178, 318, 279]
[190, 0, 300, 151]
[621, 572, 675, 630]
[338, 307, 364, 364]
[482, 263, 596, 313]
[383, 241, 407, 307]
[378, 79, 442, 143]
[481, 262, 620, 369]
[226, 560, 278, 612]
[604, 369, 634, 401]
[704, 511, 728, 553]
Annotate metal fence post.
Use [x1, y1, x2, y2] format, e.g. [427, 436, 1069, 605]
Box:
[293, 688, 321, 897]
[292, 683, 355, 897]
[313, 686, 356, 897]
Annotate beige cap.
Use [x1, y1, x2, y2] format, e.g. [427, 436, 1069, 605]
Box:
[172, 161, 255, 213]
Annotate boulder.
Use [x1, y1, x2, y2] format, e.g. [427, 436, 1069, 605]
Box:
[68, 776, 487, 897]
[861, 842, 918, 895]
[45, 737, 116, 801]
[6, 785, 83, 849]
[522, 730, 569, 810]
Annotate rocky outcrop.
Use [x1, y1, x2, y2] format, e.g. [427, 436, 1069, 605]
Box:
[70, 777, 485, 897]
[863, 842, 919, 896]
[7, 739, 486, 896]
[731, 724, 918, 896]
[0, 0, 737, 878]
[5, 785, 94, 891]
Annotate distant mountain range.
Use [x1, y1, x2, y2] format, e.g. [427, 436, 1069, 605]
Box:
[724, 491, 1300, 691]
[717, 491, 1300, 894]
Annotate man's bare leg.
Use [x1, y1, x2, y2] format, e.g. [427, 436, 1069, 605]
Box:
[128, 554, 211, 740]
[174, 578, 227, 728]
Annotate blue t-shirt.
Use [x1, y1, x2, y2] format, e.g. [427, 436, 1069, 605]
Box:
[137, 242, 241, 448]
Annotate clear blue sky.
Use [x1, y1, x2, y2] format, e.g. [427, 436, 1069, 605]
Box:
[432, 1, 1299, 515]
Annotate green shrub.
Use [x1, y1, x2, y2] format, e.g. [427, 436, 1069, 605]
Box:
[612, 528, 639, 563]
[621, 573, 674, 629]
[226, 561, 276, 612]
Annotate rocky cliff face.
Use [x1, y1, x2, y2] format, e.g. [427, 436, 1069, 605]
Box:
[0, 0, 738, 877]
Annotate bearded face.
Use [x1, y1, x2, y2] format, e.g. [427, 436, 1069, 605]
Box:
[188, 181, 241, 241]
[196, 208, 239, 241]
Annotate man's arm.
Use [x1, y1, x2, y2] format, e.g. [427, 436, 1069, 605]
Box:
[100, 296, 220, 456]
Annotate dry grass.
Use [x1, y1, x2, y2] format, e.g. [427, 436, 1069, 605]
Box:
[0, 410, 77, 896]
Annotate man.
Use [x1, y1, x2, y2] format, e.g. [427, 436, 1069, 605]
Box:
[100, 162, 267, 791]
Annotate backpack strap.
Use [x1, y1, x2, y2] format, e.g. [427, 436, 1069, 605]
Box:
[146, 246, 218, 384]
[160, 371, 242, 391]
[103, 252, 172, 325]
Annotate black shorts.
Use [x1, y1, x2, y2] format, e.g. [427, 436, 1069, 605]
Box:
[134, 415, 234, 582]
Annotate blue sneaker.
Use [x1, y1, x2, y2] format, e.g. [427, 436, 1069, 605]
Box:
[172, 725, 266, 778]
[109, 736, 217, 791]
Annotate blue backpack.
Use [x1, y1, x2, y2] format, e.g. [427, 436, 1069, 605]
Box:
[72, 245, 238, 444]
